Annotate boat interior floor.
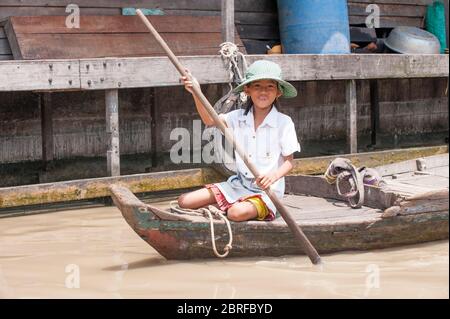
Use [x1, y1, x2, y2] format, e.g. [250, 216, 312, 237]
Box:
[142, 164, 448, 226]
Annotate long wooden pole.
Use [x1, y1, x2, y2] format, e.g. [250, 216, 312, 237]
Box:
[135, 10, 322, 265]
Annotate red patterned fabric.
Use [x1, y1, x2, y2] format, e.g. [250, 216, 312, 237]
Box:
[205, 184, 233, 211]
[204, 184, 275, 221]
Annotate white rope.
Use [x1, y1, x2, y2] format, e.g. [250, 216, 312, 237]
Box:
[170, 201, 233, 258]
[335, 166, 365, 208]
[200, 206, 233, 258]
[219, 42, 248, 92]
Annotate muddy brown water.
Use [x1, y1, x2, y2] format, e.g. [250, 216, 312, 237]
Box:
[0, 205, 448, 299]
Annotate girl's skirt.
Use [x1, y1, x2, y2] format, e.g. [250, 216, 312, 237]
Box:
[205, 173, 280, 221]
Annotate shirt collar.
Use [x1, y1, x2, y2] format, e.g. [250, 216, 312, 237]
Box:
[239, 105, 279, 128]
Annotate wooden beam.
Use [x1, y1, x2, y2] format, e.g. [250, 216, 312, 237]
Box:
[290, 145, 449, 175]
[0, 145, 446, 209]
[0, 59, 80, 91]
[285, 174, 396, 210]
[369, 80, 380, 147]
[0, 168, 224, 208]
[1, 54, 448, 92]
[0, 0, 276, 12]
[374, 153, 449, 176]
[3, 19, 21, 59]
[346, 79, 357, 154]
[0, 39, 11, 55]
[245, 54, 449, 81]
[40, 93, 54, 167]
[105, 89, 120, 177]
[79, 54, 450, 90]
[78, 56, 231, 90]
[150, 88, 159, 169]
[220, 0, 235, 121]
[221, 0, 235, 43]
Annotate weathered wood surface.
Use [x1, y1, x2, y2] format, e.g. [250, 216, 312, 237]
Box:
[109, 149, 449, 260]
[110, 184, 448, 260]
[287, 154, 449, 209]
[0, 0, 276, 12]
[348, 2, 428, 17]
[349, 16, 424, 28]
[0, 7, 119, 21]
[291, 145, 448, 175]
[245, 55, 449, 81]
[0, 0, 438, 53]
[1, 54, 447, 92]
[5, 16, 245, 60]
[0, 147, 447, 208]
[0, 0, 434, 9]
[40, 93, 54, 164]
[0, 168, 224, 208]
[0, 31, 12, 60]
[105, 89, 120, 177]
[0, 39, 11, 55]
[221, 0, 234, 43]
[346, 80, 357, 154]
[0, 59, 80, 91]
[3, 19, 21, 59]
[374, 153, 449, 176]
[285, 174, 398, 210]
[77, 54, 450, 90]
[369, 80, 380, 146]
[389, 174, 449, 190]
[78, 56, 232, 90]
[8, 15, 226, 34]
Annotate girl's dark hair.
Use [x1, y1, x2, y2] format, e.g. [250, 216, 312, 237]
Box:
[243, 97, 281, 115]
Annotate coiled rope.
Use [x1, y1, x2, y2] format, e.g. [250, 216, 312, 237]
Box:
[170, 201, 233, 258]
[219, 42, 248, 93]
[335, 165, 365, 208]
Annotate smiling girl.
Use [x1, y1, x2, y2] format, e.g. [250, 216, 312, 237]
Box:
[178, 60, 301, 222]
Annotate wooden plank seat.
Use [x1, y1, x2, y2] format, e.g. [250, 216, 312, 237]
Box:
[4, 15, 246, 60]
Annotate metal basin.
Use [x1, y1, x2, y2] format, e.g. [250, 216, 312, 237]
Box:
[385, 26, 441, 54]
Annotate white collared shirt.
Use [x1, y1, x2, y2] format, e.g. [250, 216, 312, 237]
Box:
[223, 105, 301, 197]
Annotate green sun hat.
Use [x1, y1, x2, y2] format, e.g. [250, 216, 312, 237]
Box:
[233, 60, 297, 98]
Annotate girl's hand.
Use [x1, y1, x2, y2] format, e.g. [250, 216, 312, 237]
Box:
[255, 172, 279, 190]
[180, 70, 199, 95]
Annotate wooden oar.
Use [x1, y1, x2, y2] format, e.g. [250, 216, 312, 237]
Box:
[135, 9, 322, 265]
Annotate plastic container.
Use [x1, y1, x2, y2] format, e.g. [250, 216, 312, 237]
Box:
[277, 0, 351, 54]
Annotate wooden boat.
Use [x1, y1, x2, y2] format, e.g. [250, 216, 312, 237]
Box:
[109, 154, 449, 260]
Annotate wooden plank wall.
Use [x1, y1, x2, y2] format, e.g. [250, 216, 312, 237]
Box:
[0, 0, 443, 55]
[0, 0, 448, 173]
[5, 15, 245, 60]
[0, 77, 447, 164]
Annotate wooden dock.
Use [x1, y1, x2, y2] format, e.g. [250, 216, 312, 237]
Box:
[0, 0, 448, 188]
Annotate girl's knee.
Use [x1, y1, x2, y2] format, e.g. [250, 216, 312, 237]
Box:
[178, 188, 214, 209]
[226, 206, 241, 221]
[178, 193, 191, 209]
[227, 203, 256, 222]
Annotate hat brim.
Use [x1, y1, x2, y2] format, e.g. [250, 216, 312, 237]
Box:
[233, 75, 297, 98]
